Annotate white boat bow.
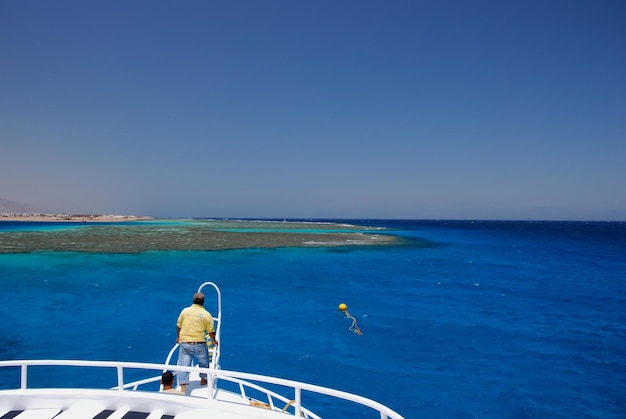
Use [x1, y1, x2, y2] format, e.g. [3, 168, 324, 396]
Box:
[0, 282, 404, 419]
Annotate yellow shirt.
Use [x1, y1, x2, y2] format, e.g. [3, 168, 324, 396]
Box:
[177, 304, 214, 342]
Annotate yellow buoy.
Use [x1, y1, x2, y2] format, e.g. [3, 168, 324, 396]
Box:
[338, 303, 347, 311]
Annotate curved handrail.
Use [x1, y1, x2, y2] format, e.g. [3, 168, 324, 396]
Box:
[0, 359, 404, 419]
[163, 343, 179, 367]
[197, 281, 221, 370]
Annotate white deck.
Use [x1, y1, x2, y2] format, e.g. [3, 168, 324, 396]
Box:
[0, 359, 403, 418]
[0, 387, 295, 418]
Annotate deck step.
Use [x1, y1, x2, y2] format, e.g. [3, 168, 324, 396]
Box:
[0, 408, 178, 419]
[104, 408, 129, 419]
[93, 410, 115, 419]
[120, 412, 149, 418]
[54, 402, 106, 419]
[144, 412, 161, 419]
[14, 410, 61, 419]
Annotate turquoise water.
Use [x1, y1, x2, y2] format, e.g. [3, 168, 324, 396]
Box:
[1, 220, 625, 418]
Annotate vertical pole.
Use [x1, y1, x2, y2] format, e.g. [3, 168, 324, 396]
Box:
[21, 364, 27, 390]
[295, 387, 302, 417]
[117, 366, 124, 391]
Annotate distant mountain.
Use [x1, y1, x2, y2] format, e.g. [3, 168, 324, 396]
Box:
[0, 198, 46, 214]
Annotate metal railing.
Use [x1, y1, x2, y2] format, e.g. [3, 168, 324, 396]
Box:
[0, 359, 404, 419]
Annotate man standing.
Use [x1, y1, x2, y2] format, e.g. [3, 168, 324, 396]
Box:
[176, 292, 218, 394]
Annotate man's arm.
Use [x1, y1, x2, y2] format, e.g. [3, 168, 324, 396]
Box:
[209, 331, 218, 346]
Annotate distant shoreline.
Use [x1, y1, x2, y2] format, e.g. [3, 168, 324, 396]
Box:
[0, 217, 401, 253]
[0, 214, 153, 222]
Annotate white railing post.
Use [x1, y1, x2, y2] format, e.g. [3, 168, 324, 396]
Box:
[117, 366, 124, 391]
[295, 386, 302, 417]
[209, 373, 215, 399]
[20, 364, 27, 389]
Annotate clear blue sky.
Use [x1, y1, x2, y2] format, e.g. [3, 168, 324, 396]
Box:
[1, 1, 625, 220]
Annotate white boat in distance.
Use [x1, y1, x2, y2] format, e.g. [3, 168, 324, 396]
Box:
[0, 282, 404, 419]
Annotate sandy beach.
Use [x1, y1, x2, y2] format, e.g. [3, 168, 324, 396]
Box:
[0, 214, 153, 222]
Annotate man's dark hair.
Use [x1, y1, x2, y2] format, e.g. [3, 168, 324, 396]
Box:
[162, 371, 175, 386]
[193, 292, 205, 305]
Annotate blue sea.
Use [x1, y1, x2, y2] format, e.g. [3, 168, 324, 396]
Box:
[1, 220, 625, 418]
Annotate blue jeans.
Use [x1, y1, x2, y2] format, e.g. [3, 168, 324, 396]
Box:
[177, 342, 209, 384]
